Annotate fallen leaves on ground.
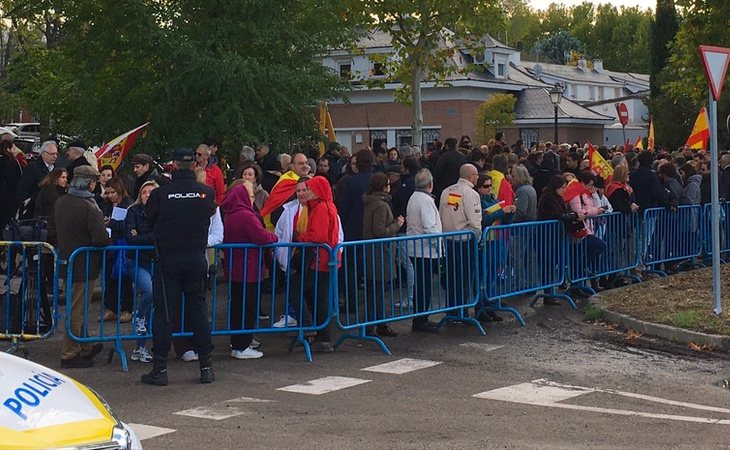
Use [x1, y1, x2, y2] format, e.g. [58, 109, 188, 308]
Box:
[624, 329, 642, 342]
[688, 342, 713, 352]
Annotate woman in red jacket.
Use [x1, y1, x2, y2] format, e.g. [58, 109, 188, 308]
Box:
[221, 181, 277, 359]
[297, 176, 342, 352]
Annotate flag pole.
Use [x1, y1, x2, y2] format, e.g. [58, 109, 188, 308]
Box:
[709, 88, 722, 315]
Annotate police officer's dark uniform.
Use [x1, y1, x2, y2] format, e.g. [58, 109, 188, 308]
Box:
[141, 148, 216, 386]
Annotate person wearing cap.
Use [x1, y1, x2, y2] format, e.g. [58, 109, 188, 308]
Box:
[132, 153, 168, 199]
[321, 141, 346, 181]
[64, 141, 91, 183]
[48, 164, 109, 368]
[142, 148, 217, 386]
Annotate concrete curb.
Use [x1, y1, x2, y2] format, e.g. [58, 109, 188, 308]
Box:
[588, 295, 730, 351]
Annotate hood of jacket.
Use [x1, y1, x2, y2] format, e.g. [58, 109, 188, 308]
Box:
[306, 176, 333, 205]
[362, 192, 391, 206]
[687, 174, 702, 186]
[220, 184, 254, 216]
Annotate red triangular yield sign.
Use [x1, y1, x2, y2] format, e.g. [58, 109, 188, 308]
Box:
[699, 45, 730, 101]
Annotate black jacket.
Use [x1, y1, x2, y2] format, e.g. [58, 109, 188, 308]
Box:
[432, 149, 466, 201]
[630, 166, 664, 212]
[16, 158, 51, 218]
[100, 197, 133, 239]
[124, 202, 155, 264]
[146, 169, 216, 256]
[391, 172, 416, 233]
[132, 168, 169, 199]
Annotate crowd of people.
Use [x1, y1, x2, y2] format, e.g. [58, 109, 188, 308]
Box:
[1, 127, 726, 383]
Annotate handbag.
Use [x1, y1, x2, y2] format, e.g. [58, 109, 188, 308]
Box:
[566, 218, 588, 239]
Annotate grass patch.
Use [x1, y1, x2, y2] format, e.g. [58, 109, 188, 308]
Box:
[598, 266, 730, 336]
[583, 304, 604, 322]
[670, 310, 701, 329]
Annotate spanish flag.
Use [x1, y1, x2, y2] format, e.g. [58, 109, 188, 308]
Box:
[260, 170, 300, 230]
[685, 107, 710, 149]
[588, 141, 613, 181]
[647, 115, 655, 150]
[95, 123, 149, 171]
[486, 169, 514, 206]
[634, 136, 643, 150]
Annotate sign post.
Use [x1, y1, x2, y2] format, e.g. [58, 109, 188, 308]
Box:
[615, 102, 629, 148]
[698, 45, 730, 316]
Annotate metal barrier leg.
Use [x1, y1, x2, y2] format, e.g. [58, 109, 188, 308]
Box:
[106, 337, 129, 372]
[477, 299, 525, 327]
[287, 331, 313, 363]
[4, 336, 29, 358]
[436, 309, 486, 336]
[333, 325, 392, 356]
[532, 287, 577, 310]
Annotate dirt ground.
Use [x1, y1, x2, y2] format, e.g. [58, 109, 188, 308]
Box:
[597, 265, 730, 336]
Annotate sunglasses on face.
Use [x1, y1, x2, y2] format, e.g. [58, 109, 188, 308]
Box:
[480, 184, 492, 188]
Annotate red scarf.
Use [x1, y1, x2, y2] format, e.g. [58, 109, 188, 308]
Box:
[562, 182, 590, 203]
[605, 181, 632, 199]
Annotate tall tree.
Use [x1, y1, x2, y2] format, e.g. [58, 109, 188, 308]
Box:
[5, 0, 359, 154]
[348, 0, 502, 148]
[650, 0, 678, 97]
[533, 30, 585, 65]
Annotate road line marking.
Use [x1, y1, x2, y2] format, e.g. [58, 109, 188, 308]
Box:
[224, 396, 277, 403]
[459, 343, 505, 352]
[173, 405, 248, 420]
[277, 376, 371, 395]
[128, 423, 176, 441]
[473, 379, 730, 425]
[361, 358, 442, 375]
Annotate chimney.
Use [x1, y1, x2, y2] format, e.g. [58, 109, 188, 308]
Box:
[577, 58, 587, 71]
[593, 59, 603, 73]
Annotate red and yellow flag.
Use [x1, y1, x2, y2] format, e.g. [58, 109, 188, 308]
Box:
[685, 107, 710, 149]
[634, 136, 644, 150]
[260, 170, 300, 230]
[95, 123, 149, 171]
[317, 101, 337, 156]
[647, 115, 655, 150]
[588, 141, 613, 181]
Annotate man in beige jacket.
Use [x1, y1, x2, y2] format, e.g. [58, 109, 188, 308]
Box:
[438, 163, 482, 312]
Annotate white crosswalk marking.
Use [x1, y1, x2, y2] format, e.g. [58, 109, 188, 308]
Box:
[361, 358, 442, 375]
[277, 376, 371, 395]
[174, 405, 248, 420]
[128, 423, 176, 441]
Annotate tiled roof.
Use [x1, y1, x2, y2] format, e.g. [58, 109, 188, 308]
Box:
[514, 88, 614, 121]
[520, 62, 649, 89]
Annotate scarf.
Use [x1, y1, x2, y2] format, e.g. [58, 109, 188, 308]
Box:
[605, 182, 632, 199]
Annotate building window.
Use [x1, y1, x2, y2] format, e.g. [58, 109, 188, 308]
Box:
[614, 87, 621, 98]
[396, 130, 412, 147]
[422, 129, 441, 150]
[520, 129, 539, 147]
[339, 63, 352, 80]
[570, 84, 577, 99]
[497, 63, 505, 77]
[372, 62, 385, 77]
[589, 86, 596, 101]
[370, 130, 387, 148]
[598, 87, 604, 101]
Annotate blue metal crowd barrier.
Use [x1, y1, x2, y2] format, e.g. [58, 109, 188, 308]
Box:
[566, 212, 642, 295]
[66, 242, 335, 370]
[702, 202, 730, 259]
[1, 241, 58, 355]
[211, 242, 335, 363]
[480, 220, 574, 326]
[332, 230, 484, 355]
[642, 206, 703, 276]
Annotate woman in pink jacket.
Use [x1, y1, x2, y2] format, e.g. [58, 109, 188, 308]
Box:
[563, 172, 608, 290]
[221, 181, 278, 359]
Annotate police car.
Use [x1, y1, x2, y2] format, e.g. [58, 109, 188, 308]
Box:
[0, 352, 142, 449]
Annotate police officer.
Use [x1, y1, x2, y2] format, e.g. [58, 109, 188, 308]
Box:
[141, 148, 216, 386]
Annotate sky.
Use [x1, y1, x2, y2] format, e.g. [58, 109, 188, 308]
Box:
[528, 0, 655, 10]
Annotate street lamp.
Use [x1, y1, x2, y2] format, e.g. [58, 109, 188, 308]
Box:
[549, 83, 564, 144]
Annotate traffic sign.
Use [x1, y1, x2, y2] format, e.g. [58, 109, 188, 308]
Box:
[699, 45, 730, 101]
[615, 102, 629, 127]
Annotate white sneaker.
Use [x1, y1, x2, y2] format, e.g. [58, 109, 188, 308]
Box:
[250, 338, 260, 349]
[230, 346, 263, 359]
[134, 316, 147, 335]
[131, 346, 153, 363]
[180, 350, 199, 362]
[272, 314, 298, 328]
[394, 301, 413, 309]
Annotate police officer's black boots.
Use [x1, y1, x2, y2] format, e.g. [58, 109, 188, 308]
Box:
[141, 357, 169, 386]
[199, 357, 214, 384]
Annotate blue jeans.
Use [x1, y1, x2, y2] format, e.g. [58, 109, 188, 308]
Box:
[397, 234, 414, 304]
[128, 261, 153, 347]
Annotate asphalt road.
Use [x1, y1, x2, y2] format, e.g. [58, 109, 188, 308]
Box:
[13, 297, 730, 449]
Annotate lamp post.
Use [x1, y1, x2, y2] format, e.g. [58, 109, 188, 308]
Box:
[549, 83, 564, 144]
